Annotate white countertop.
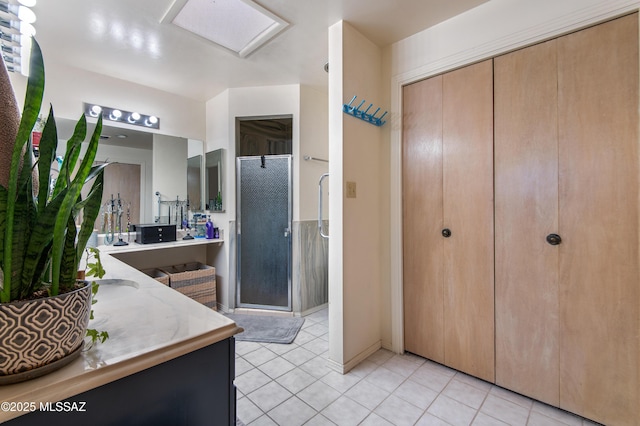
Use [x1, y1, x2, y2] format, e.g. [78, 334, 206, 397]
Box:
[0, 248, 240, 422]
[97, 236, 223, 254]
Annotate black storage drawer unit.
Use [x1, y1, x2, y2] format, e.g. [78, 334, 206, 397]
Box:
[134, 224, 177, 244]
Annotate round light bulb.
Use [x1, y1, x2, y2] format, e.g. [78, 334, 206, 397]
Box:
[18, 6, 36, 24]
[148, 116, 158, 124]
[128, 112, 141, 123]
[109, 109, 122, 120]
[90, 105, 102, 117]
[19, 22, 36, 36]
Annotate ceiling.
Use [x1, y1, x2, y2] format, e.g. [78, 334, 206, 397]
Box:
[32, 0, 488, 103]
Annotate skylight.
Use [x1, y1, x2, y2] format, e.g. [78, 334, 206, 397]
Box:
[161, 0, 289, 58]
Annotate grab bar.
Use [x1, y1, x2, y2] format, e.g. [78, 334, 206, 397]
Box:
[318, 173, 329, 239]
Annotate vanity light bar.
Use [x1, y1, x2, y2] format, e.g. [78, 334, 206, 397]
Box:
[83, 103, 160, 130]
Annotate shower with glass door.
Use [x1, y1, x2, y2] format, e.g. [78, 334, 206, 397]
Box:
[235, 115, 293, 311]
[236, 155, 292, 310]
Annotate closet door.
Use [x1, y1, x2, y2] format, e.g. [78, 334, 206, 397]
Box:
[495, 14, 639, 425]
[403, 60, 494, 382]
[494, 39, 560, 405]
[557, 14, 639, 425]
[403, 75, 444, 364]
[442, 60, 495, 382]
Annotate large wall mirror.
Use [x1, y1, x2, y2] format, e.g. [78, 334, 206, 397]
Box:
[206, 149, 225, 212]
[55, 118, 205, 231]
[188, 140, 204, 212]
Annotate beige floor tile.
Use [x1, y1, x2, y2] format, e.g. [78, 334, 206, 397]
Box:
[237, 396, 264, 425]
[531, 401, 583, 426]
[392, 379, 439, 410]
[480, 394, 530, 426]
[360, 412, 394, 425]
[246, 381, 293, 412]
[415, 412, 452, 426]
[442, 378, 489, 409]
[409, 365, 454, 393]
[258, 356, 296, 379]
[345, 380, 391, 410]
[364, 366, 405, 392]
[320, 370, 362, 393]
[374, 394, 425, 426]
[275, 367, 317, 394]
[244, 346, 278, 367]
[427, 394, 477, 426]
[321, 396, 370, 426]
[304, 414, 336, 425]
[267, 396, 317, 426]
[234, 308, 596, 426]
[382, 355, 422, 378]
[471, 412, 509, 426]
[297, 380, 341, 411]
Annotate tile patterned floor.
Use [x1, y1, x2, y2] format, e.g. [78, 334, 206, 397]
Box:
[235, 308, 599, 426]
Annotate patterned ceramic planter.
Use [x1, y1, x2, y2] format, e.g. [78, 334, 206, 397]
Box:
[0, 282, 91, 384]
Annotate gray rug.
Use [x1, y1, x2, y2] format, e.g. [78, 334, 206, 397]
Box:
[226, 314, 304, 344]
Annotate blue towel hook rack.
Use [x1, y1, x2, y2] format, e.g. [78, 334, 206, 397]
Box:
[343, 95, 388, 127]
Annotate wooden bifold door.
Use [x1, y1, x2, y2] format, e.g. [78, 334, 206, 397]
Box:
[495, 14, 639, 425]
[402, 59, 495, 383]
[403, 13, 639, 426]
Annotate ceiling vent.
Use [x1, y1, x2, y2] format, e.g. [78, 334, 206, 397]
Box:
[161, 0, 289, 58]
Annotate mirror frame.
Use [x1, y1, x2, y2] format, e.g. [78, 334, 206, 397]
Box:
[205, 149, 225, 212]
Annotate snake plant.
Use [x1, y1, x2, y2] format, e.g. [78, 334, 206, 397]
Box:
[0, 39, 107, 303]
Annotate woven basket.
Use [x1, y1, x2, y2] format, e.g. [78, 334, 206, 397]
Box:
[160, 262, 216, 310]
[141, 268, 170, 286]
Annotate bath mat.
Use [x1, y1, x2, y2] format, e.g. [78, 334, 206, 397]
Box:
[226, 314, 304, 344]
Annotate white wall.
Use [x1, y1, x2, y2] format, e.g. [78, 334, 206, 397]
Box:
[9, 61, 205, 141]
[386, 0, 640, 353]
[152, 134, 188, 221]
[300, 86, 329, 221]
[328, 21, 384, 372]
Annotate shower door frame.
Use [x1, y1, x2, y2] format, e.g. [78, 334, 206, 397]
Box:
[236, 154, 293, 311]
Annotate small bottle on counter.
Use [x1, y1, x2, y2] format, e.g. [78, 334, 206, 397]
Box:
[205, 215, 214, 239]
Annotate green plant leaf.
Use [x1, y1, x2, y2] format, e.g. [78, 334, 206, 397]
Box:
[19, 188, 66, 291]
[0, 184, 6, 270]
[85, 248, 105, 279]
[50, 116, 103, 295]
[76, 172, 104, 263]
[58, 215, 78, 293]
[52, 116, 86, 199]
[9, 182, 32, 300]
[1, 38, 44, 303]
[36, 107, 58, 211]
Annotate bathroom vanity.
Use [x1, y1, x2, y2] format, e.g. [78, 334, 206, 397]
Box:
[0, 248, 240, 425]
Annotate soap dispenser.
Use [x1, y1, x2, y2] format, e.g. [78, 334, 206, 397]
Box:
[205, 215, 214, 239]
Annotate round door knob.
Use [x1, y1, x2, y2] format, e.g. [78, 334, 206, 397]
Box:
[442, 228, 452, 238]
[546, 233, 562, 245]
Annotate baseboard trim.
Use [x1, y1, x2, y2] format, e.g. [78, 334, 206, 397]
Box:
[327, 340, 382, 374]
[299, 303, 328, 317]
[231, 308, 294, 317]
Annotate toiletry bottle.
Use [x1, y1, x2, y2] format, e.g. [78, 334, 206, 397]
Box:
[205, 215, 214, 239]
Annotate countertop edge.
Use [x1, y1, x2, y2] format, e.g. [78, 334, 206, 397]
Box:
[0, 324, 243, 423]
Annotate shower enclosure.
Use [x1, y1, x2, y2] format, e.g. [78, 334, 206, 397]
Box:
[236, 155, 292, 311]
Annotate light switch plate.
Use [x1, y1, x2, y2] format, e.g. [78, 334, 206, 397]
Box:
[346, 181, 356, 198]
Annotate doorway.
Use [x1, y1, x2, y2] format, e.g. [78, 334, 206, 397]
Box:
[236, 117, 293, 311]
